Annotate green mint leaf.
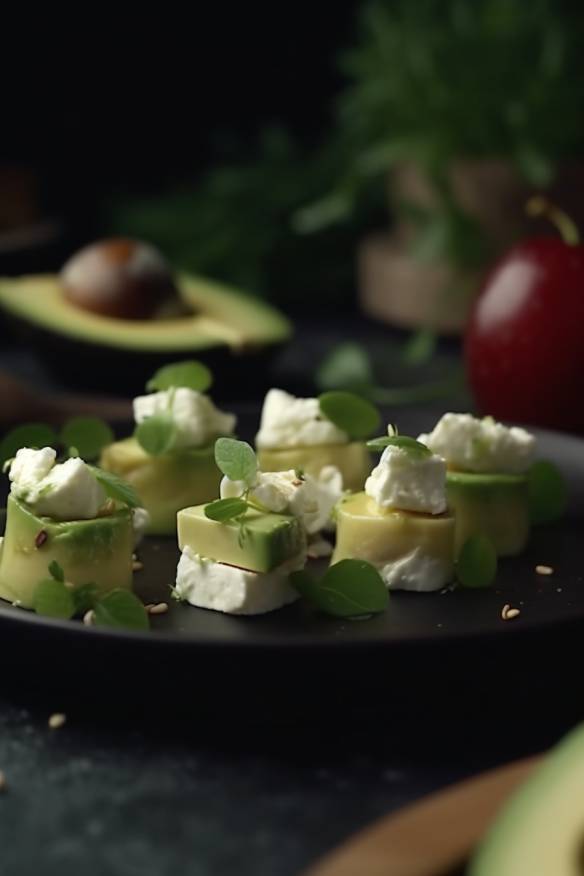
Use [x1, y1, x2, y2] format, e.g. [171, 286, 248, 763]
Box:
[316, 343, 374, 392]
[89, 467, 142, 509]
[366, 435, 432, 456]
[59, 417, 114, 461]
[214, 438, 257, 485]
[204, 497, 249, 522]
[0, 423, 58, 467]
[72, 582, 99, 616]
[134, 414, 177, 456]
[401, 329, 436, 366]
[318, 392, 380, 440]
[33, 578, 76, 620]
[93, 590, 149, 631]
[456, 535, 497, 589]
[48, 560, 65, 582]
[527, 460, 567, 525]
[146, 360, 213, 393]
[290, 559, 388, 618]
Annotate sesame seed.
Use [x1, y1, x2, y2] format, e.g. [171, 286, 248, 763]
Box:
[536, 565, 554, 576]
[83, 610, 95, 626]
[505, 608, 520, 620]
[147, 602, 168, 616]
[132, 561, 144, 572]
[48, 713, 66, 730]
[501, 603, 511, 619]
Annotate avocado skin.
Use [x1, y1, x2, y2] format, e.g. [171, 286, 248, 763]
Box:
[470, 722, 584, 875]
[0, 495, 133, 608]
[446, 471, 529, 557]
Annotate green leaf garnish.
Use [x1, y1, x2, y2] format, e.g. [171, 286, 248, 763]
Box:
[48, 560, 65, 582]
[214, 438, 257, 485]
[0, 423, 58, 467]
[89, 467, 142, 509]
[456, 535, 497, 589]
[60, 417, 114, 461]
[527, 460, 567, 525]
[134, 414, 177, 456]
[93, 590, 149, 631]
[146, 360, 212, 393]
[316, 343, 374, 392]
[318, 391, 380, 440]
[366, 435, 432, 456]
[72, 582, 99, 616]
[290, 559, 388, 618]
[204, 497, 249, 522]
[33, 578, 75, 620]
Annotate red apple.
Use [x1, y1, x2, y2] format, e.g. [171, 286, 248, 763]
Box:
[465, 199, 584, 434]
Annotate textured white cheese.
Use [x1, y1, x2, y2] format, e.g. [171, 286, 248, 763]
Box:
[132, 507, 151, 546]
[365, 444, 447, 514]
[220, 465, 343, 534]
[10, 448, 106, 520]
[418, 412, 535, 474]
[9, 447, 57, 503]
[133, 388, 236, 450]
[255, 388, 348, 449]
[175, 547, 304, 615]
[378, 547, 451, 592]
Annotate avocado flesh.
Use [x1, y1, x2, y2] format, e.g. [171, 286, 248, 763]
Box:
[0, 495, 133, 608]
[470, 723, 584, 876]
[447, 471, 529, 557]
[0, 272, 291, 352]
[178, 504, 306, 573]
[257, 443, 372, 492]
[331, 491, 455, 573]
[100, 437, 222, 536]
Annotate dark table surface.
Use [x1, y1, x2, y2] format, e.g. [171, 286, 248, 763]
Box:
[0, 322, 580, 876]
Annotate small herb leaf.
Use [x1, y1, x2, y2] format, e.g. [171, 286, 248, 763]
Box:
[135, 414, 177, 456]
[33, 578, 76, 620]
[316, 343, 374, 392]
[204, 497, 249, 522]
[318, 392, 380, 440]
[146, 360, 213, 393]
[93, 590, 149, 631]
[456, 535, 497, 589]
[0, 423, 58, 467]
[214, 438, 258, 485]
[90, 467, 142, 509]
[527, 460, 567, 525]
[290, 559, 388, 618]
[72, 582, 99, 616]
[48, 560, 65, 582]
[60, 417, 114, 461]
[367, 435, 431, 456]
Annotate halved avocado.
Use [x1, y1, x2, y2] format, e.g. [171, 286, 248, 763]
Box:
[470, 723, 584, 875]
[0, 273, 291, 397]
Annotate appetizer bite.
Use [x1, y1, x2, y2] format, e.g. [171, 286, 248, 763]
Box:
[418, 413, 536, 556]
[0, 447, 142, 608]
[255, 388, 378, 492]
[332, 429, 455, 592]
[100, 361, 236, 535]
[174, 438, 341, 614]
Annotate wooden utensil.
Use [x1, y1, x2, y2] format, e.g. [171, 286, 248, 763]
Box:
[302, 756, 540, 876]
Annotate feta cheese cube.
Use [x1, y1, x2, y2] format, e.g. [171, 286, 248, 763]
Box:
[378, 547, 452, 592]
[256, 388, 348, 449]
[418, 412, 535, 474]
[365, 445, 447, 514]
[33, 458, 106, 520]
[133, 388, 236, 450]
[175, 547, 303, 615]
[9, 447, 57, 503]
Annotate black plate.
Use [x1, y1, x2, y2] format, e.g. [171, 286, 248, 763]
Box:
[1, 410, 583, 727]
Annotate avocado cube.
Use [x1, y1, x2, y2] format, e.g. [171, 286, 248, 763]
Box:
[446, 471, 529, 557]
[257, 442, 372, 492]
[0, 495, 134, 609]
[100, 437, 222, 535]
[177, 504, 306, 573]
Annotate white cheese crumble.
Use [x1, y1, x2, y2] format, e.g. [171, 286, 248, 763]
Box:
[220, 466, 343, 535]
[418, 412, 536, 474]
[175, 547, 304, 615]
[365, 444, 447, 514]
[133, 388, 236, 450]
[255, 388, 348, 449]
[10, 449, 106, 520]
[378, 547, 451, 592]
[132, 507, 151, 546]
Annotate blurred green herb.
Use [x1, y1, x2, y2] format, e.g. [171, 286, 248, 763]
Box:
[134, 414, 177, 457]
[146, 360, 213, 394]
[60, 418, 114, 462]
[527, 460, 567, 525]
[318, 391, 381, 440]
[456, 535, 498, 589]
[290, 559, 389, 618]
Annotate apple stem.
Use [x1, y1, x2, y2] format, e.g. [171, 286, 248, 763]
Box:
[526, 196, 580, 246]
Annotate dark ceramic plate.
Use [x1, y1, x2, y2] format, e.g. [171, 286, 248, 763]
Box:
[0, 409, 583, 723]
